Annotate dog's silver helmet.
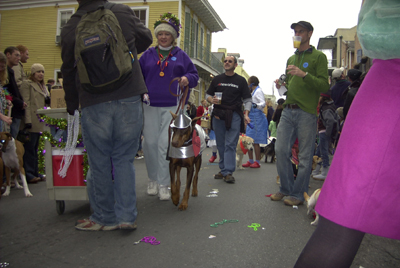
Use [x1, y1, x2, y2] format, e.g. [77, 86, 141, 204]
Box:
[170, 109, 191, 129]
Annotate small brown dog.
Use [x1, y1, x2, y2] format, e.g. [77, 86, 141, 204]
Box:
[236, 135, 254, 169]
[169, 112, 206, 211]
[1, 132, 33, 197]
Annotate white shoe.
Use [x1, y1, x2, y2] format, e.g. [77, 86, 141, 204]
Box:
[313, 166, 329, 181]
[158, 185, 170, 201]
[311, 163, 321, 176]
[147, 180, 158, 195]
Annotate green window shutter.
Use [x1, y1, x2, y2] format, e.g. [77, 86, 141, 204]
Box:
[184, 12, 191, 54]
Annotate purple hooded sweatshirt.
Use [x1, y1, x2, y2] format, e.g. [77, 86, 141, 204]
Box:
[139, 46, 199, 107]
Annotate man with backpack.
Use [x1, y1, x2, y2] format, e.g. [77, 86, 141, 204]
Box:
[61, 0, 152, 231]
[313, 91, 340, 181]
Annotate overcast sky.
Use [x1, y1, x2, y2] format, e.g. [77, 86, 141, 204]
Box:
[207, 0, 363, 100]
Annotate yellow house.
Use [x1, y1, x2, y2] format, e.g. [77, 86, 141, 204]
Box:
[0, 0, 226, 105]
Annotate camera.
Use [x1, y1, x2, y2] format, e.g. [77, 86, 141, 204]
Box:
[278, 74, 286, 85]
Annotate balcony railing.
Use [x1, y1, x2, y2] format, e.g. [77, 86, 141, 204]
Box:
[183, 40, 224, 73]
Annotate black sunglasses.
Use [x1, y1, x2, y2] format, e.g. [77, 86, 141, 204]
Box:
[224, 60, 233, 63]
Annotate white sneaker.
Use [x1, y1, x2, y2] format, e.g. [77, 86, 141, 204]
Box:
[311, 164, 321, 176]
[158, 185, 170, 201]
[147, 180, 158, 195]
[313, 166, 329, 181]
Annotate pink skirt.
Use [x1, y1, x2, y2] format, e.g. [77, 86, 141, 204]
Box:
[316, 59, 400, 240]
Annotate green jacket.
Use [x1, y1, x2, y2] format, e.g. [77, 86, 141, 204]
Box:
[284, 46, 329, 115]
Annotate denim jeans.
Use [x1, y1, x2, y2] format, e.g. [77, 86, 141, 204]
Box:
[275, 108, 317, 201]
[81, 95, 142, 226]
[315, 132, 329, 167]
[213, 111, 241, 176]
[10, 118, 21, 138]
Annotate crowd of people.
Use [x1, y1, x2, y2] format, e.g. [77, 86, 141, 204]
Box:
[2, 0, 398, 266]
[1, 46, 53, 185]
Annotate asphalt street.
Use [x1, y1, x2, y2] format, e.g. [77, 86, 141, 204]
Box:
[1, 147, 399, 268]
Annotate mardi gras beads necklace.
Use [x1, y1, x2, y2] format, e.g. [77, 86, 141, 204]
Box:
[157, 47, 173, 77]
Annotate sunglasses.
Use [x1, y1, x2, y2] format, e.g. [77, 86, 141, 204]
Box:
[224, 60, 234, 63]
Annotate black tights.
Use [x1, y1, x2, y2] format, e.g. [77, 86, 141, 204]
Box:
[295, 216, 365, 268]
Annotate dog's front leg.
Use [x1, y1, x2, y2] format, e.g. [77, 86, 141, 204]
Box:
[2, 167, 11, 196]
[238, 154, 245, 169]
[20, 171, 33, 197]
[169, 161, 179, 206]
[13, 171, 23, 189]
[179, 165, 194, 211]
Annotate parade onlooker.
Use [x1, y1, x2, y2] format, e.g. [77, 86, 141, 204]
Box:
[312, 91, 338, 180]
[295, 1, 400, 265]
[20, 64, 49, 184]
[46, 78, 55, 93]
[242, 76, 268, 168]
[0, 53, 13, 131]
[206, 55, 251, 184]
[330, 67, 351, 108]
[12, 45, 29, 88]
[268, 98, 285, 138]
[343, 69, 363, 119]
[207, 104, 218, 163]
[186, 102, 197, 119]
[196, 99, 208, 125]
[271, 21, 329, 206]
[139, 12, 199, 200]
[265, 99, 274, 124]
[4, 46, 26, 138]
[61, 0, 153, 231]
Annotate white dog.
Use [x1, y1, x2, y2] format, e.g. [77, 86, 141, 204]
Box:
[304, 189, 321, 225]
[236, 135, 254, 170]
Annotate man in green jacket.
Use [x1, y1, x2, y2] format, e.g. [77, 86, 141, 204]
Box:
[271, 21, 329, 206]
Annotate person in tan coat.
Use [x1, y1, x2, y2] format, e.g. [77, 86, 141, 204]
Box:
[20, 63, 49, 183]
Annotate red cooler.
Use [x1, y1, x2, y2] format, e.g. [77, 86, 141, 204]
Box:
[52, 148, 85, 186]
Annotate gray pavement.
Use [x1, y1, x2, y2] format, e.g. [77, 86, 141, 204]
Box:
[1, 147, 399, 268]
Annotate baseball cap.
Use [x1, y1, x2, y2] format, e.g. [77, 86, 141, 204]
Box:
[291, 21, 314, 32]
[332, 67, 345, 79]
[347, 69, 362, 81]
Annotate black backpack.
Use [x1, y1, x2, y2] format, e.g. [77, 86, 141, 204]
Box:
[73, 2, 133, 94]
[320, 102, 340, 142]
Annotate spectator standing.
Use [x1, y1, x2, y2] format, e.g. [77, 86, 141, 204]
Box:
[271, 21, 329, 206]
[207, 104, 218, 163]
[206, 55, 251, 184]
[4, 46, 26, 138]
[61, 0, 153, 231]
[196, 99, 208, 125]
[242, 76, 268, 168]
[343, 69, 363, 119]
[330, 67, 351, 108]
[20, 64, 49, 184]
[186, 102, 197, 119]
[46, 78, 55, 93]
[0, 53, 13, 132]
[139, 12, 199, 200]
[295, 1, 400, 266]
[12, 45, 29, 88]
[312, 91, 338, 180]
[265, 99, 274, 124]
[268, 98, 285, 138]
